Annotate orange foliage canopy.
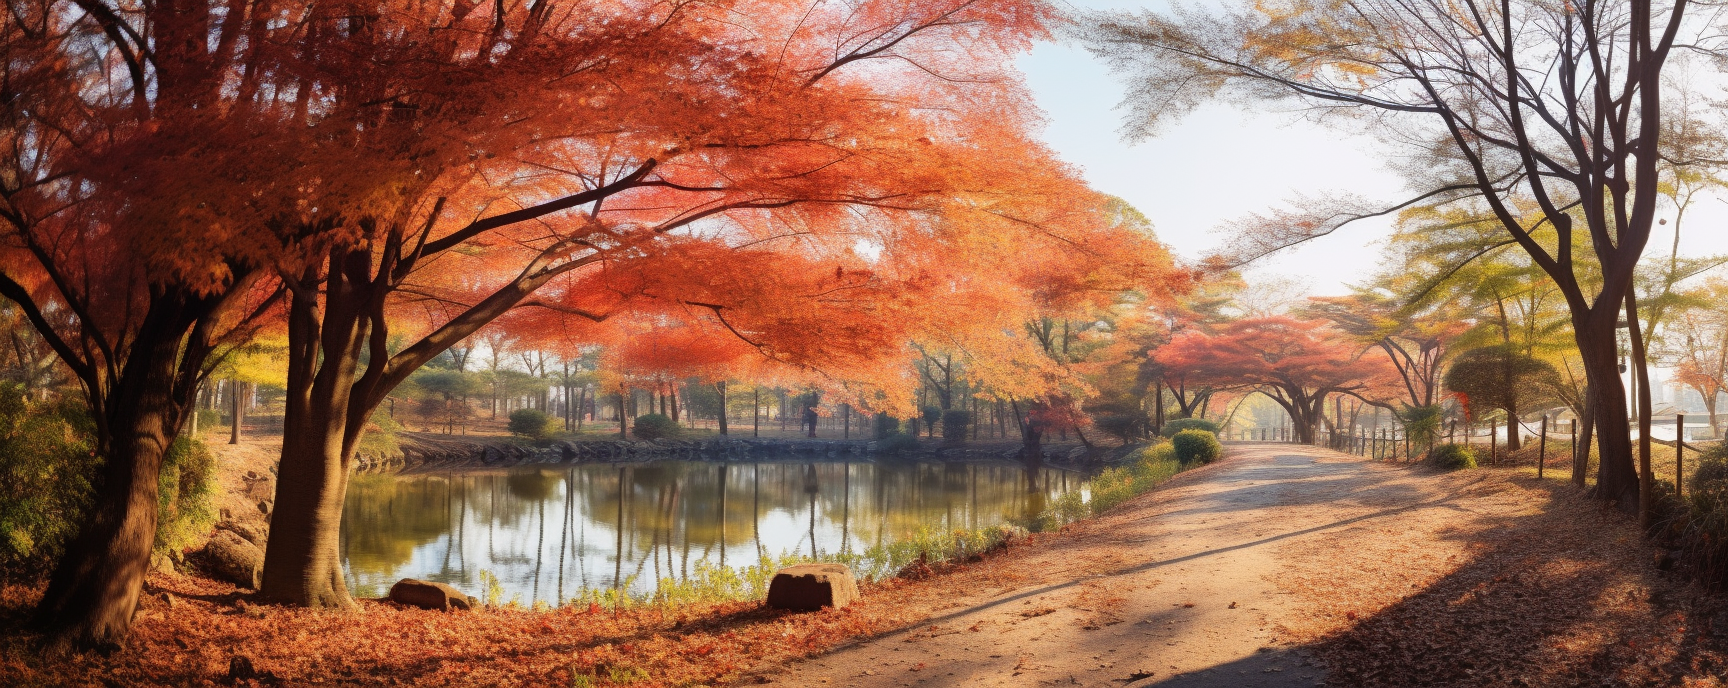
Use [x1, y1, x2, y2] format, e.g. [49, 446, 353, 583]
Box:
[0, 0, 1177, 635]
[1153, 317, 1399, 442]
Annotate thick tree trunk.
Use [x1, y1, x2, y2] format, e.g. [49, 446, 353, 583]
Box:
[1578, 313, 1637, 510]
[36, 406, 175, 649]
[1504, 406, 1521, 452]
[35, 312, 191, 649]
[261, 418, 356, 609]
[1292, 398, 1318, 445]
[260, 270, 365, 609]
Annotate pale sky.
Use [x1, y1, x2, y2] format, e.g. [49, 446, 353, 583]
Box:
[1017, 1, 1728, 297]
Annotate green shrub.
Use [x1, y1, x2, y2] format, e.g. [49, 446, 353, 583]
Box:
[942, 409, 972, 442]
[508, 408, 556, 439]
[1160, 418, 1220, 437]
[156, 436, 217, 556]
[1087, 443, 1182, 516]
[919, 405, 942, 437]
[1428, 443, 1478, 470]
[0, 386, 98, 579]
[1171, 429, 1222, 464]
[1692, 444, 1728, 488]
[194, 408, 222, 434]
[873, 432, 919, 454]
[1652, 444, 1728, 589]
[631, 413, 680, 441]
[873, 415, 901, 439]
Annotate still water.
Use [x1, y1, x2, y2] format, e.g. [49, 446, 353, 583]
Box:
[340, 460, 1085, 604]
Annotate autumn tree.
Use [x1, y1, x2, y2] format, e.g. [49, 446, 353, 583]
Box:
[1664, 281, 1728, 438]
[1082, 0, 1724, 510]
[0, 0, 307, 646]
[1443, 345, 1563, 449]
[1307, 293, 1461, 413]
[231, 0, 1132, 609]
[1154, 317, 1397, 444]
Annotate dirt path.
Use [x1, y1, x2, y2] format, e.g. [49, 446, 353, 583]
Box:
[771, 443, 1486, 688]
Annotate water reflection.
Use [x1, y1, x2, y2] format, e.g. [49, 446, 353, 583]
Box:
[340, 460, 1083, 603]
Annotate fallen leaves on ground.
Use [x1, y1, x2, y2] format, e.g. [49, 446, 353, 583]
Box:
[1278, 466, 1728, 687]
[0, 527, 1072, 687]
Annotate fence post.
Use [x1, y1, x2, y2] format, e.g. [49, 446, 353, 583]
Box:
[1678, 413, 1686, 500]
[1538, 414, 1549, 479]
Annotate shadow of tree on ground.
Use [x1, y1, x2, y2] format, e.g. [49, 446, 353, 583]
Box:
[1305, 474, 1728, 687]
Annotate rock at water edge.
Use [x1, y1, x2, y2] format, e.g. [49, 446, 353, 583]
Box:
[765, 563, 858, 611]
[389, 578, 476, 611]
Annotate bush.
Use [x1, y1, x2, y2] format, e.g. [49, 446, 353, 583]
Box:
[1428, 443, 1478, 470]
[1087, 443, 1182, 516]
[873, 432, 919, 454]
[942, 410, 972, 443]
[1171, 429, 1222, 464]
[1692, 444, 1728, 488]
[0, 386, 98, 579]
[632, 413, 680, 441]
[1160, 418, 1220, 438]
[508, 408, 556, 440]
[156, 436, 217, 556]
[919, 405, 942, 437]
[873, 415, 901, 440]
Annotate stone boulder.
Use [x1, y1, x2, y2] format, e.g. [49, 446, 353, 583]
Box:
[202, 529, 263, 589]
[389, 578, 475, 611]
[218, 519, 268, 548]
[765, 563, 858, 611]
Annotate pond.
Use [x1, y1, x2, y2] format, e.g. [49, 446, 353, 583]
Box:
[340, 459, 1087, 605]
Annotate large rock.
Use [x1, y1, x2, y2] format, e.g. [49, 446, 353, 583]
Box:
[389, 578, 475, 611]
[202, 529, 263, 589]
[217, 519, 268, 548]
[765, 563, 858, 611]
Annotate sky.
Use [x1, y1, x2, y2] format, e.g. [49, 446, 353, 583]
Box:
[1016, 1, 1728, 298]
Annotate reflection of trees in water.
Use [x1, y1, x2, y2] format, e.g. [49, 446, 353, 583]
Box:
[341, 459, 1082, 604]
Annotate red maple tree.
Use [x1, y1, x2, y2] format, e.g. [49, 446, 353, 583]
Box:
[1154, 317, 1398, 443]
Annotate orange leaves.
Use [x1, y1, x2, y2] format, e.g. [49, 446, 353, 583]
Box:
[1155, 316, 1400, 400]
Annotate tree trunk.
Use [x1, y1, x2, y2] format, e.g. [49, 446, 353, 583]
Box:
[1578, 311, 1638, 510]
[262, 417, 356, 609]
[1504, 406, 1521, 452]
[1153, 379, 1165, 435]
[36, 403, 175, 649]
[260, 281, 364, 609]
[1292, 398, 1318, 444]
[1013, 399, 1042, 466]
[35, 307, 194, 649]
[1707, 393, 1720, 439]
[1574, 392, 1595, 487]
[229, 379, 244, 444]
[717, 381, 728, 436]
[1628, 290, 1655, 527]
